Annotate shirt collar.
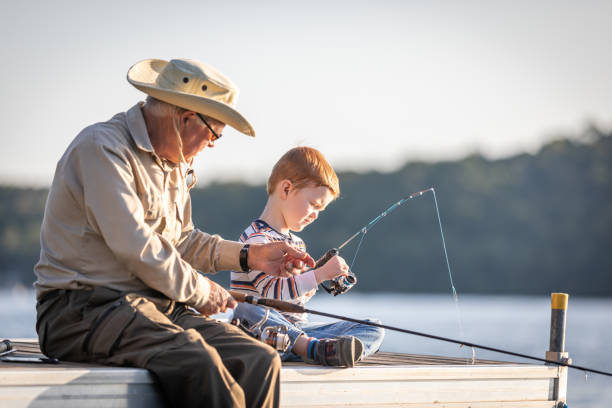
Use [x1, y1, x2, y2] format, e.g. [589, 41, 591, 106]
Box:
[126, 102, 155, 153]
[254, 219, 295, 241]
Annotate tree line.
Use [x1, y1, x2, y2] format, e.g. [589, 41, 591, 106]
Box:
[1, 127, 610, 296]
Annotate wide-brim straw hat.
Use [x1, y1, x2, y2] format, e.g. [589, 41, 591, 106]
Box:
[127, 58, 255, 137]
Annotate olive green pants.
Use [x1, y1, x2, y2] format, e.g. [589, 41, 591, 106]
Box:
[36, 287, 280, 408]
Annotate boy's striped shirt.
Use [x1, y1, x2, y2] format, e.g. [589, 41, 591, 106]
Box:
[230, 219, 318, 323]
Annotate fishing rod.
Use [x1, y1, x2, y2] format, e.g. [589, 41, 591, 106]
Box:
[229, 291, 612, 378]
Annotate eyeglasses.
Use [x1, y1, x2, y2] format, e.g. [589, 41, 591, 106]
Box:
[196, 113, 223, 141]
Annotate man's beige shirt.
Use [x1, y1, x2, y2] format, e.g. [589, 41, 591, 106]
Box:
[34, 103, 243, 310]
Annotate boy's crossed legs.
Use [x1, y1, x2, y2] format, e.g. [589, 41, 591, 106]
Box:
[233, 302, 385, 367]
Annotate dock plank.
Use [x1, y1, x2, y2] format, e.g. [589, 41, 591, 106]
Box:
[1, 339, 562, 408]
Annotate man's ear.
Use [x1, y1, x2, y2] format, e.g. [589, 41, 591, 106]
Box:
[279, 179, 293, 200]
[182, 111, 197, 127]
[174, 111, 195, 132]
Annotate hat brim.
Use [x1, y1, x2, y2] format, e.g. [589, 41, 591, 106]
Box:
[127, 59, 255, 137]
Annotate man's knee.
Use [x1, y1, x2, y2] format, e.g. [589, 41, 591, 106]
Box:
[265, 345, 282, 370]
[250, 340, 282, 373]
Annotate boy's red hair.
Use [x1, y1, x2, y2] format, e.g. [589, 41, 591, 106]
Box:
[267, 147, 340, 198]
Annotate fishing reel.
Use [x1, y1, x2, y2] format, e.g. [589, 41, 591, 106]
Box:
[260, 325, 290, 351]
[231, 309, 291, 352]
[315, 248, 358, 296]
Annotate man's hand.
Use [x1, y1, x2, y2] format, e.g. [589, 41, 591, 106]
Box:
[248, 242, 315, 277]
[197, 280, 237, 316]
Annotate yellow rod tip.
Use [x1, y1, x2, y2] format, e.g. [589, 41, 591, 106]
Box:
[551, 293, 569, 310]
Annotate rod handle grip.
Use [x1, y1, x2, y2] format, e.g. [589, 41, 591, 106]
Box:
[229, 290, 247, 303]
[314, 248, 339, 269]
[229, 290, 305, 314]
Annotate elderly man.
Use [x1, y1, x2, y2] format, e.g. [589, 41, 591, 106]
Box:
[34, 58, 314, 408]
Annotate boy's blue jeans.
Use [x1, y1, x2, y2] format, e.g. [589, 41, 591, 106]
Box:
[232, 302, 385, 362]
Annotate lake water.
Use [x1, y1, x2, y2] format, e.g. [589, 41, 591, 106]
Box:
[2, 287, 611, 407]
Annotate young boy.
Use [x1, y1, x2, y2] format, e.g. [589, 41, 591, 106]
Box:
[231, 147, 384, 367]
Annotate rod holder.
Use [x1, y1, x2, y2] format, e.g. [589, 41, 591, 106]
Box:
[546, 293, 570, 405]
[549, 293, 568, 352]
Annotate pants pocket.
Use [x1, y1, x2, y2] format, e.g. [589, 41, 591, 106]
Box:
[82, 301, 137, 359]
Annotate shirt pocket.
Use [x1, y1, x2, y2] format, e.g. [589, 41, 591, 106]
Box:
[138, 188, 164, 220]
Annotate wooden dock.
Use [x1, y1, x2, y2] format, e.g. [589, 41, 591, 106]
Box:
[0, 339, 567, 407]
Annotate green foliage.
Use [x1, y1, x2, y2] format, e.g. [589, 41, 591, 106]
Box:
[0, 187, 48, 283]
[2, 128, 611, 296]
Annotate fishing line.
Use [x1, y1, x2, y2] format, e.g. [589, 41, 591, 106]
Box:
[431, 188, 475, 362]
[230, 291, 612, 379]
[431, 189, 456, 297]
[347, 231, 367, 271]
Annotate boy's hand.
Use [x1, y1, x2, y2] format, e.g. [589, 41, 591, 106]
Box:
[313, 255, 349, 284]
[198, 280, 237, 316]
[248, 242, 315, 277]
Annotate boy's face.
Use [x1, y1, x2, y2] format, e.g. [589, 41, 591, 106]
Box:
[282, 183, 334, 232]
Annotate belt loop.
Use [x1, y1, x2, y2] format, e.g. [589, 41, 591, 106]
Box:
[165, 299, 176, 315]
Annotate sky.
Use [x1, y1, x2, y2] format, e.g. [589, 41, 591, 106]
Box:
[1, 0, 611, 187]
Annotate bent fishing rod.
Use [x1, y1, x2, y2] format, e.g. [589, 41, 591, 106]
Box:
[313, 187, 475, 359]
[337, 188, 434, 253]
[229, 290, 612, 378]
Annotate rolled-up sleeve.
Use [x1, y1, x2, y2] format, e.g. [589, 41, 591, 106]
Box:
[76, 131, 212, 309]
[177, 228, 243, 273]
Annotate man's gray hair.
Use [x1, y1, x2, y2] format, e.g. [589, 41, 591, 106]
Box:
[143, 96, 187, 118]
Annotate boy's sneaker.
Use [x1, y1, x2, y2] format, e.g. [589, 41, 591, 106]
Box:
[315, 336, 364, 367]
